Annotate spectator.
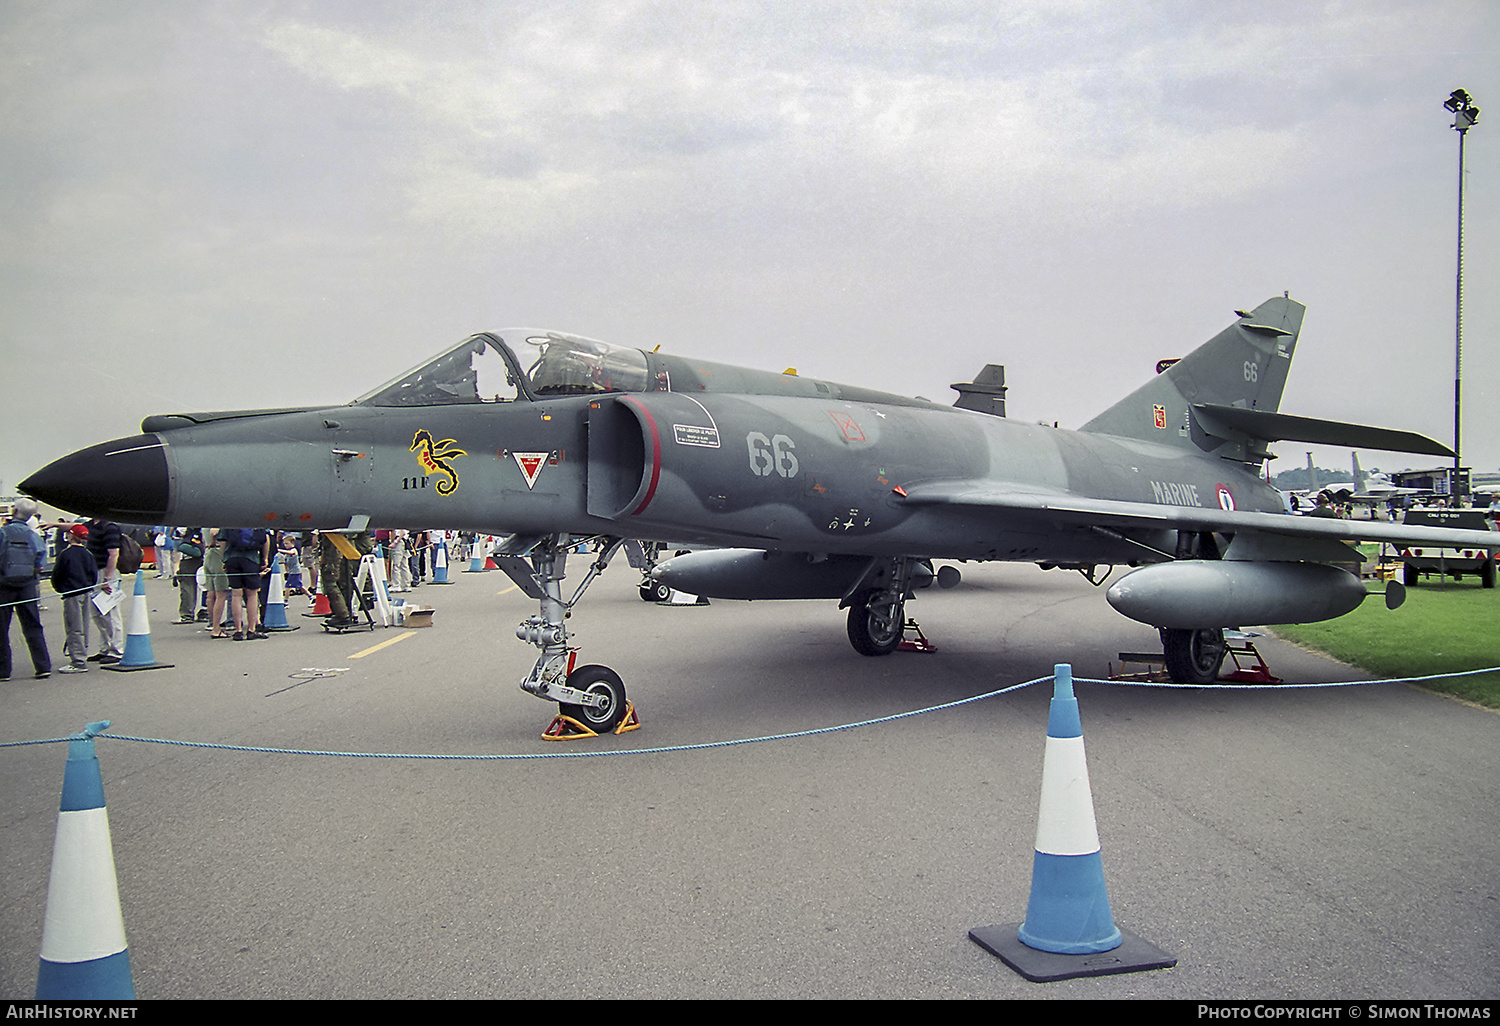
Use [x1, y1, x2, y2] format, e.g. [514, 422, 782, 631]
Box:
[203, 528, 231, 638]
[2, 498, 52, 680]
[50, 524, 96, 673]
[221, 527, 269, 640]
[85, 517, 122, 663]
[174, 528, 205, 624]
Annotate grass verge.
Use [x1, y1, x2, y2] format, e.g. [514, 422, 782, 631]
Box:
[1270, 579, 1500, 708]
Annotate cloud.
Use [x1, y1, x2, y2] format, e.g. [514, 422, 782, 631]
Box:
[255, 2, 1342, 249]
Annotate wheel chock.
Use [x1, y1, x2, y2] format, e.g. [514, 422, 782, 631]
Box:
[541, 702, 642, 741]
[1110, 638, 1282, 684]
[613, 702, 641, 734]
[541, 715, 598, 741]
[897, 618, 937, 653]
[1109, 654, 1168, 682]
[1220, 639, 1282, 684]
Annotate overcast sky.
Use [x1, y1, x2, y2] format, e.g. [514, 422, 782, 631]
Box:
[3, 0, 1497, 501]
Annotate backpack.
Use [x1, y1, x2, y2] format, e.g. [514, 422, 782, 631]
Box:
[2, 523, 37, 585]
[117, 533, 144, 576]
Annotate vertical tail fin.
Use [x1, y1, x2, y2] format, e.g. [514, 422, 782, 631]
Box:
[1351, 452, 1366, 493]
[1079, 296, 1305, 464]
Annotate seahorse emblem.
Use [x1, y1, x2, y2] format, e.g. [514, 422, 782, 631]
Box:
[410, 430, 467, 496]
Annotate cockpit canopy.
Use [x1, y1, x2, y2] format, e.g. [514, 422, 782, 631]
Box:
[355, 332, 654, 407]
[353, 327, 935, 411]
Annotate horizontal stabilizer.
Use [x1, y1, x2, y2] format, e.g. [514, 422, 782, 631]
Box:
[1192, 405, 1454, 457]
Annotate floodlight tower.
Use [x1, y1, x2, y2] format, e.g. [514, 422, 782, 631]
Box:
[1443, 88, 1479, 500]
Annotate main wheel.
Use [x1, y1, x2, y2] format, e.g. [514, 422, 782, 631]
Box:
[1161, 628, 1227, 685]
[558, 664, 629, 733]
[640, 580, 670, 602]
[1403, 563, 1419, 586]
[1481, 558, 1495, 589]
[847, 590, 904, 656]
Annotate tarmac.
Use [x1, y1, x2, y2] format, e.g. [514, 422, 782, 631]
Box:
[1, 561, 1496, 1000]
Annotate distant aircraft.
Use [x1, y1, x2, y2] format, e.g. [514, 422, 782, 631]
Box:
[1323, 452, 1424, 507]
[1280, 452, 1325, 512]
[22, 297, 1500, 728]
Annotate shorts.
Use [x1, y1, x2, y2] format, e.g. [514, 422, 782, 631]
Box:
[224, 555, 261, 591]
[202, 546, 230, 592]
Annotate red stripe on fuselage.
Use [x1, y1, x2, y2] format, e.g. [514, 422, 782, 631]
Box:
[620, 396, 661, 515]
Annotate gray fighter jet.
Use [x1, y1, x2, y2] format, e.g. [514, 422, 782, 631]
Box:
[22, 296, 1500, 730]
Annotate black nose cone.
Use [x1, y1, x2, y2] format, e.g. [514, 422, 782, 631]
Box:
[20, 434, 170, 521]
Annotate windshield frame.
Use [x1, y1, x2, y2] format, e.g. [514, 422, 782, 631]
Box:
[352, 333, 536, 407]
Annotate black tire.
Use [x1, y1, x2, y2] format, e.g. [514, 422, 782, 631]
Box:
[639, 581, 670, 602]
[558, 664, 628, 733]
[1481, 559, 1495, 590]
[1403, 563, 1419, 587]
[1162, 628, 1227, 685]
[846, 590, 904, 657]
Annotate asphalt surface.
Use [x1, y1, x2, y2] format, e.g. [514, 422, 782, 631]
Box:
[2, 561, 1496, 1000]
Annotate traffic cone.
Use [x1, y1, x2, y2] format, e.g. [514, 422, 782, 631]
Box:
[103, 571, 172, 672]
[261, 554, 297, 631]
[1017, 662, 1120, 955]
[36, 721, 135, 999]
[430, 536, 452, 584]
[969, 664, 1174, 981]
[306, 574, 332, 617]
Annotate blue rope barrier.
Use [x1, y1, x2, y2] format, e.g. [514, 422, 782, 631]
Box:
[3, 665, 1496, 762]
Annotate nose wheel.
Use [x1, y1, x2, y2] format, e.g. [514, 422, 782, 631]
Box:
[558, 664, 629, 733]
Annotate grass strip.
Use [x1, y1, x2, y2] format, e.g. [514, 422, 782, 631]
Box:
[1271, 579, 1500, 708]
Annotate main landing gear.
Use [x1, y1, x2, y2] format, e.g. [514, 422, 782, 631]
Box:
[844, 557, 921, 657]
[1160, 627, 1228, 685]
[628, 540, 672, 602]
[496, 534, 638, 736]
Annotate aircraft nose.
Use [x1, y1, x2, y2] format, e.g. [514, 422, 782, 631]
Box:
[20, 434, 171, 521]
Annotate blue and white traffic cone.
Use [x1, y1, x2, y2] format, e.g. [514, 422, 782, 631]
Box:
[465, 536, 487, 573]
[1017, 663, 1120, 954]
[969, 664, 1174, 981]
[431, 536, 452, 584]
[261, 554, 296, 631]
[105, 571, 172, 672]
[36, 721, 135, 999]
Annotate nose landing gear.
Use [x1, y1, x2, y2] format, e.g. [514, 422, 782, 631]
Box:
[497, 534, 640, 737]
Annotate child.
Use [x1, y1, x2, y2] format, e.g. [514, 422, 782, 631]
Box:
[278, 533, 304, 594]
[50, 524, 96, 673]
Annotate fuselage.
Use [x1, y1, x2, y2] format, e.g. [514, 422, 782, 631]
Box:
[22, 328, 1286, 569]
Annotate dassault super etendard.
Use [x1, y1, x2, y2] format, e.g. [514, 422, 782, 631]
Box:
[24, 296, 1500, 730]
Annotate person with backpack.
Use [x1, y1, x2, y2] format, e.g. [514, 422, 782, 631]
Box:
[85, 517, 123, 663]
[220, 527, 270, 640]
[2, 498, 52, 681]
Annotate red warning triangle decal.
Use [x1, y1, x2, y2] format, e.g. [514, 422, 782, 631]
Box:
[513, 452, 548, 490]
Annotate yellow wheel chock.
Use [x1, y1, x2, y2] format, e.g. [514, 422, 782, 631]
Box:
[540, 702, 641, 741]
